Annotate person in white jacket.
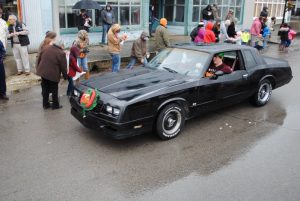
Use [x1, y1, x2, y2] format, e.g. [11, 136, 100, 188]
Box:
[0, 8, 8, 50]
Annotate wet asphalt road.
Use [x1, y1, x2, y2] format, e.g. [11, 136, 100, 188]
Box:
[1, 42, 300, 201]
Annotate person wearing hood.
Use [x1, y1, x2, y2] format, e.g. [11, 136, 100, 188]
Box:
[250, 17, 263, 47]
[67, 46, 82, 96]
[194, 25, 205, 44]
[202, 5, 214, 23]
[108, 23, 127, 72]
[101, 4, 115, 44]
[74, 30, 90, 79]
[204, 21, 216, 43]
[190, 21, 204, 42]
[154, 18, 170, 51]
[127, 31, 150, 69]
[260, 6, 268, 18]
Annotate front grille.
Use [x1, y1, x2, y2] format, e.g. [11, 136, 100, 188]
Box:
[91, 100, 104, 114]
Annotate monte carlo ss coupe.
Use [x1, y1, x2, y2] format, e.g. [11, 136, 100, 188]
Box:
[70, 44, 292, 140]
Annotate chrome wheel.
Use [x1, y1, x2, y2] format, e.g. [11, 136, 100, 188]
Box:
[162, 109, 182, 137]
[156, 104, 185, 140]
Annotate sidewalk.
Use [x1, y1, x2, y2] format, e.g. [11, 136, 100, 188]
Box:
[5, 35, 191, 93]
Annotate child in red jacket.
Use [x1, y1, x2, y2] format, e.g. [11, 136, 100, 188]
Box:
[67, 46, 82, 96]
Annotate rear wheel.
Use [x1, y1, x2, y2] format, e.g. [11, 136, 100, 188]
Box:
[156, 103, 185, 140]
[251, 79, 272, 106]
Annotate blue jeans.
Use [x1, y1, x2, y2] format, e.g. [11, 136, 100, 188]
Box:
[111, 53, 120, 72]
[67, 76, 74, 96]
[77, 57, 88, 72]
[102, 24, 112, 44]
[126, 56, 148, 69]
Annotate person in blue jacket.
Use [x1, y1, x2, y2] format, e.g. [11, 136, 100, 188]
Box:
[262, 21, 271, 49]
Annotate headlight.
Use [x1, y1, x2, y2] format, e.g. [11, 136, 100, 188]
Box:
[105, 105, 120, 116]
[106, 105, 113, 113]
[74, 89, 80, 97]
[113, 108, 120, 116]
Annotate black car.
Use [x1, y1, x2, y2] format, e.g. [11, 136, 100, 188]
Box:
[70, 44, 292, 140]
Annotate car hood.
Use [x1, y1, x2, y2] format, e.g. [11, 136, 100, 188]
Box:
[81, 68, 190, 101]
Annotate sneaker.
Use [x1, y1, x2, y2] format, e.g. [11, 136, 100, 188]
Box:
[25, 72, 30, 76]
[52, 105, 63, 110]
[17, 72, 23, 75]
[43, 104, 51, 109]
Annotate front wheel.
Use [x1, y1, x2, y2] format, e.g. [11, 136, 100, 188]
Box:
[156, 104, 185, 140]
[251, 79, 272, 106]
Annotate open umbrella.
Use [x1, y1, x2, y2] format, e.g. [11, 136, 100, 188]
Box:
[72, 0, 102, 10]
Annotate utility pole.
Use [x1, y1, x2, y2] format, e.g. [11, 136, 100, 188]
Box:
[282, 0, 288, 24]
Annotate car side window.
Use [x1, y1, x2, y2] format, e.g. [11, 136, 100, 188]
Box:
[243, 50, 257, 68]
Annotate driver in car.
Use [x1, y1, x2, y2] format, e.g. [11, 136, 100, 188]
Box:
[205, 52, 232, 77]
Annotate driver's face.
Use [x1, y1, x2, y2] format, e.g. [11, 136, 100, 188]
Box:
[213, 56, 222, 65]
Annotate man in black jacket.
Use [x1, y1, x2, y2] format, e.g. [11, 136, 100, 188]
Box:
[260, 6, 269, 17]
[7, 15, 31, 75]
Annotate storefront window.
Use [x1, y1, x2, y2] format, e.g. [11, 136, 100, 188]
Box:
[0, 0, 18, 21]
[254, 0, 286, 18]
[59, 0, 141, 33]
[192, 0, 244, 23]
[163, 0, 185, 24]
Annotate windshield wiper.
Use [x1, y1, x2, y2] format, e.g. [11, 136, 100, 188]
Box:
[163, 67, 178, 74]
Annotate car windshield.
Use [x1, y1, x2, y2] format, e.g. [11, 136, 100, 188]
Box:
[146, 48, 209, 77]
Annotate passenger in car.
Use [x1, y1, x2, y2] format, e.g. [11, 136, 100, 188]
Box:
[205, 52, 233, 77]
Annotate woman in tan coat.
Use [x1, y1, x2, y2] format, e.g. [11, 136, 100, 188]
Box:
[107, 24, 127, 72]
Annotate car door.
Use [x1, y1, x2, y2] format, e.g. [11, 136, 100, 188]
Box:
[214, 50, 251, 106]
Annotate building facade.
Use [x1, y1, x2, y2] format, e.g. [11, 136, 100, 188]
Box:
[1, 0, 299, 52]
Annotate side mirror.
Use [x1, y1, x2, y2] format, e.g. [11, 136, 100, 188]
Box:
[210, 70, 224, 80]
[215, 70, 224, 77]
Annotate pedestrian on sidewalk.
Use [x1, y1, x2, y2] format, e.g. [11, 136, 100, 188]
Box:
[202, 5, 214, 25]
[225, 9, 234, 24]
[260, 6, 269, 18]
[74, 30, 90, 79]
[190, 21, 204, 42]
[204, 21, 216, 44]
[127, 31, 150, 69]
[67, 46, 82, 96]
[278, 23, 291, 51]
[78, 9, 92, 32]
[36, 40, 67, 110]
[7, 14, 31, 76]
[107, 23, 127, 72]
[212, 4, 220, 21]
[0, 40, 8, 100]
[154, 18, 170, 51]
[250, 16, 263, 47]
[101, 4, 114, 44]
[36, 31, 57, 64]
[0, 8, 8, 50]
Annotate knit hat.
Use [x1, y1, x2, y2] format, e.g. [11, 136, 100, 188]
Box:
[160, 18, 168, 27]
[216, 52, 224, 58]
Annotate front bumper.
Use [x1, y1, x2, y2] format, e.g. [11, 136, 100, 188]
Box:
[70, 97, 154, 139]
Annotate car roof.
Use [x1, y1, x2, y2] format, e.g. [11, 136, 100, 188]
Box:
[171, 43, 254, 54]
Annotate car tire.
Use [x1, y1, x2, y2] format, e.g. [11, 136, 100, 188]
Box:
[251, 79, 272, 106]
[156, 103, 185, 140]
